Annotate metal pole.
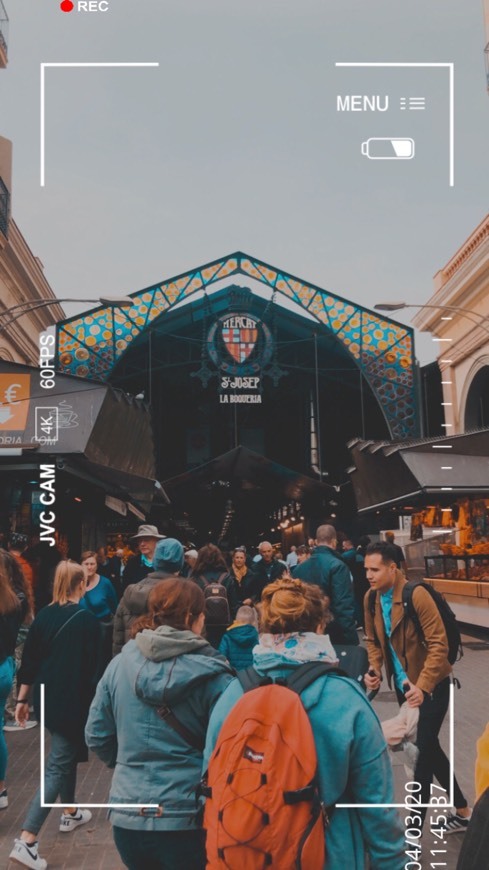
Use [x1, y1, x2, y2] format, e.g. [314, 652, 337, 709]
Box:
[233, 402, 238, 448]
[0, 299, 98, 336]
[313, 332, 322, 478]
[359, 370, 366, 439]
[148, 328, 153, 406]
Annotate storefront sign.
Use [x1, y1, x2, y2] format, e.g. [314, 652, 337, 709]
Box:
[205, 312, 273, 402]
[0, 374, 31, 431]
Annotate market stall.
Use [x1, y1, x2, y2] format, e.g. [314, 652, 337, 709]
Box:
[348, 431, 489, 628]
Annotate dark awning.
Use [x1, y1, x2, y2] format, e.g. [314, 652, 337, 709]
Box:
[348, 429, 489, 513]
[164, 445, 330, 502]
[0, 362, 162, 508]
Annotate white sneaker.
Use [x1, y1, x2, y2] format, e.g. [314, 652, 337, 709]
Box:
[3, 719, 38, 732]
[59, 808, 92, 832]
[0, 788, 7, 809]
[9, 838, 47, 869]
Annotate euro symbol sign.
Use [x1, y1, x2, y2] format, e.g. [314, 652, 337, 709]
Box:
[4, 383, 22, 404]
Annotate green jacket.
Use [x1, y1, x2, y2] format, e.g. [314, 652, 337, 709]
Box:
[293, 546, 358, 645]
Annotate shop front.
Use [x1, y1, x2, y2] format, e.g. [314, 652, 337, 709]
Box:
[348, 430, 489, 627]
[0, 361, 162, 557]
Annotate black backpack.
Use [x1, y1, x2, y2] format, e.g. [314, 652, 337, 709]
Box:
[200, 573, 231, 626]
[369, 581, 463, 665]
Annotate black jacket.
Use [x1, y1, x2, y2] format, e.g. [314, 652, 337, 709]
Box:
[121, 554, 151, 590]
[18, 602, 102, 754]
[113, 570, 175, 656]
[229, 566, 256, 607]
[249, 558, 284, 601]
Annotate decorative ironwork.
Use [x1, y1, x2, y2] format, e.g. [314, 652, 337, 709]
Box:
[56, 252, 418, 439]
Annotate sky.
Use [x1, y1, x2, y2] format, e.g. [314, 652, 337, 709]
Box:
[1, 0, 488, 364]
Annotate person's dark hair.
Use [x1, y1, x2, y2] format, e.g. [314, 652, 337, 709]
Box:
[0, 548, 32, 616]
[358, 535, 371, 550]
[260, 578, 330, 634]
[192, 543, 228, 576]
[8, 532, 28, 553]
[365, 541, 397, 564]
[297, 544, 310, 556]
[131, 578, 205, 636]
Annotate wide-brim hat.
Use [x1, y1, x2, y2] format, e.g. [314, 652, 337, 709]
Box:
[130, 524, 166, 541]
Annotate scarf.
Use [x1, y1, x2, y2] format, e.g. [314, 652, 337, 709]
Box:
[254, 632, 338, 665]
[233, 563, 248, 584]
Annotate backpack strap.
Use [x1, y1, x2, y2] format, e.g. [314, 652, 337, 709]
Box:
[401, 582, 425, 668]
[200, 573, 228, 588]
[402, 583, 421, 631]
[285, 661, 346, 695]
[237, 662, 345, 696]
[236, 666, 272, 693]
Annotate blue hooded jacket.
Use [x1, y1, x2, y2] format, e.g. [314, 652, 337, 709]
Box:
[218, 623, 259, 670]
[86, 625, 234, 830]
[204, 646, 406, 869]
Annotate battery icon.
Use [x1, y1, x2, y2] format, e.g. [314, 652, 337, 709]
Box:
[361, 138, 415, 160]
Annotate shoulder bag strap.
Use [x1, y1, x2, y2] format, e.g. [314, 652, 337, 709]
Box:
[155, 704, 205, 752]
[51, 608, 84, 644]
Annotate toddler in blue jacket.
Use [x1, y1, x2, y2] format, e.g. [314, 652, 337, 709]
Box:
[218, 605, 259, 670]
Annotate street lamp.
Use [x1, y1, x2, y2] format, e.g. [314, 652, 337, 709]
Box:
[0, 294, 133, 337]
[374, 301, 489, 337]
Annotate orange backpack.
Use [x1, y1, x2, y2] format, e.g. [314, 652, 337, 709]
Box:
[202, 662, 343, 870]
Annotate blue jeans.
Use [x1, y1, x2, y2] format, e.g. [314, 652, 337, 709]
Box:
[0, 656, 15, 780]
[23, 731, 78, 834]
[113, 827, 206, 870]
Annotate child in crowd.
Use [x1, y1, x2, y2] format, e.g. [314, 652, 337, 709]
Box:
[218, 605, 259, 670]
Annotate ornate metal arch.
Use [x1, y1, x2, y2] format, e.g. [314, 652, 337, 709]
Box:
[56, 251, 418, 439]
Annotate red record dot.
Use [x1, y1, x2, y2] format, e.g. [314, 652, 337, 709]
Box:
[60, 0, 74, 11]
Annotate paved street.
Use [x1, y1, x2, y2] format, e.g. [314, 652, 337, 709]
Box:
[1, 628, 487, 869]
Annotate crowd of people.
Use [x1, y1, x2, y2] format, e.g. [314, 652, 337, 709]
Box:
[0, 523, 486, 869]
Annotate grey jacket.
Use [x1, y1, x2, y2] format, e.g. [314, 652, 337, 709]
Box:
[86, 625, 234, 830]
[112, 570, 174, 656]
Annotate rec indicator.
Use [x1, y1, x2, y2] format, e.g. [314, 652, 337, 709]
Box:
[60, 1, 110, 10]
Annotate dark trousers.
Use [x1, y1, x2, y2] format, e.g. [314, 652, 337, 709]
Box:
[412, 677, 466, 825]
[113, 826, 206, 870]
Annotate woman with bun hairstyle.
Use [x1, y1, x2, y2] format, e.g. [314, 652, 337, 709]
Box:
[0, 549, 33, 809]
[85, 578, 234, 870]
[9, 561, 101, 870]
[204, 578, 406, 870]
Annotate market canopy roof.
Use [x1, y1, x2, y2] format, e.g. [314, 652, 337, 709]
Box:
[348, 429, 489, 513]
[55, 251, 418, 439]
[163, 445, 330, 502]
[0, 362, 164, 513]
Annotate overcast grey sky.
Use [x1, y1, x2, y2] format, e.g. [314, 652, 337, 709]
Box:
[1, 0, 488, 363]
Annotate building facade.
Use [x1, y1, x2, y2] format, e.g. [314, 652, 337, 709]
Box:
[0, 7, 64, 365]
[413, 214, 489, 434]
